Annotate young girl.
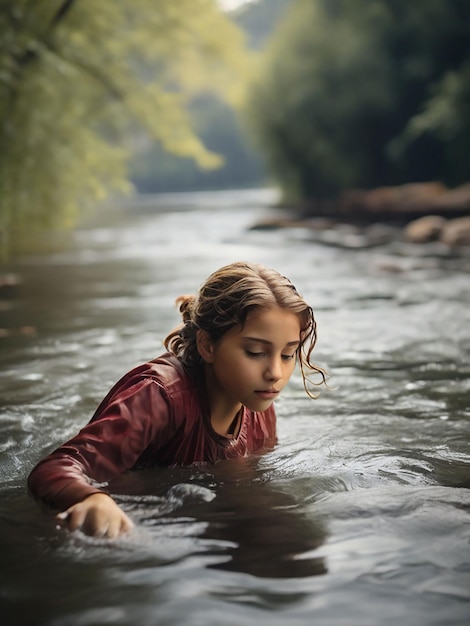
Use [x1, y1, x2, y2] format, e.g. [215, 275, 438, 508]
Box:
[28, 261, 327, 538]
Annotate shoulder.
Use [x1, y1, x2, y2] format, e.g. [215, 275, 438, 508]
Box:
[111, 352, 191, 394]
[146, 353, 192, 393]
[92, 353, 196, 417]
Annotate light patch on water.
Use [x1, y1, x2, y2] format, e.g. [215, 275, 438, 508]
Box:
[0, 438, 16, 453]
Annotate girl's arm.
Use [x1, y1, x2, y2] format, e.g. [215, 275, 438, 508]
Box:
[28, 378, 173, 536]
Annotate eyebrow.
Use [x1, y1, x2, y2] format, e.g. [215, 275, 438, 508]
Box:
[242, 336, 300, 347]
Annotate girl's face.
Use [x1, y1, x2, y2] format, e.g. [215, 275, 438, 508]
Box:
[204, 306, 301, 414]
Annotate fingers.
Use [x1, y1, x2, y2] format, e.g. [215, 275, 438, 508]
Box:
[121, 514, 134, 535]
[55, 504, 90, 533]
[56, 506, 87, 532]
[105, 513, 134, 539]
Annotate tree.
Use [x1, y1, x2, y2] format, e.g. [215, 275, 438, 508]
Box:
[130, 95, 266, 193]
[0, 0, 249, 258]
[245, 0, 470, 202]
[128, 0, 293, 194]
[381, 0, 470, 186]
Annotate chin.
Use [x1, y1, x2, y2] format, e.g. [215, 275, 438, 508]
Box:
[244, 399, 274, 412]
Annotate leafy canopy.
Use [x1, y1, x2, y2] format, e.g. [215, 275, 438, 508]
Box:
[246, 0, 470, 201]
[0, 0, 249, 257]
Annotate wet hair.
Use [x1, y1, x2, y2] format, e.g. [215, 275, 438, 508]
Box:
[164, 261, 327, 397]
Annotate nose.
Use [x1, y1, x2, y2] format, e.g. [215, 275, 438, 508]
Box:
[264, 356, 282, 382]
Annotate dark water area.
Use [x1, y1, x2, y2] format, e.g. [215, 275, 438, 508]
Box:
[0, 188, 469, 625]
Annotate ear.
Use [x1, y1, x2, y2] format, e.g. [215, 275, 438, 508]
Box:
[196, 329, 215, 363]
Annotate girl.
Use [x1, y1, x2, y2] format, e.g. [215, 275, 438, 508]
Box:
[28, 261, 327, 538]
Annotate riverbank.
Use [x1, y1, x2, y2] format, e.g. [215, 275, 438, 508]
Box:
[253, 182, 470, 247]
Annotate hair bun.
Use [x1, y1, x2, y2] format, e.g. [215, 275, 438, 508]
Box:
[175, 295, 195, 323]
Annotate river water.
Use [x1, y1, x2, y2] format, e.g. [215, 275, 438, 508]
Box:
[0, 188, 469, 626]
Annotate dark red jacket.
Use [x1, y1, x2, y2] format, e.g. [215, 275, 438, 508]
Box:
[28, 353, 277, 510]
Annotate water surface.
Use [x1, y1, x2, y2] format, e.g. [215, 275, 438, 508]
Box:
[0, 189, 469, 625]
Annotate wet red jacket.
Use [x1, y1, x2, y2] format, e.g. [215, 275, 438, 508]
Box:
[28, 353, 277, 510]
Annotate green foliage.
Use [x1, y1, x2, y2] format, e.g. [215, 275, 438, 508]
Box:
[130, 95, 266, 192]
[405, 61, 470, 184]
[245, 0, 470, 201]
[129, 0, 293, 194]
[0, 0, 249, 258]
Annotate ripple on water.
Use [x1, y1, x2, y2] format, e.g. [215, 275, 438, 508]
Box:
[0, 192, 469, 626]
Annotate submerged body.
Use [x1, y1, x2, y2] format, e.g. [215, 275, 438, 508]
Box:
[28, 352, 277, 510]
[28, 262, 325, 538]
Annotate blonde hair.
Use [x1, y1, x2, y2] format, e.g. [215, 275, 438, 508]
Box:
[164, 261, 327, 397]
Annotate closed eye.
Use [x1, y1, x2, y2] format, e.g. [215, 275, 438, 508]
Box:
[245, 350, 265, 359]
[282, 354, 296, 361]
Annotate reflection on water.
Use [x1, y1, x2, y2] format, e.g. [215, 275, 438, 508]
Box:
[0, 189, 469, 625]
[109, 459, 328, 580]
[202, 481, 327, 579]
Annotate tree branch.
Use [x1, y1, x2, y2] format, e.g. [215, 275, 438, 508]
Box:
[15, 0, 77, 67]
[51, 0, 76, 28]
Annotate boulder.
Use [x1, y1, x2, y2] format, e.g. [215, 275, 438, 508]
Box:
[403, 216, 447, 243]
[337, 182, 469, 222]
[440, 216, 470, 246]
[433, 183, 470, 212]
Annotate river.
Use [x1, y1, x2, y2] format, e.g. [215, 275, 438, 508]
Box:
[0, 188, 469, 625]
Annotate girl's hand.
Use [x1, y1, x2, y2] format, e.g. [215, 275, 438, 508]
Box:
[56, 493, 134, 539]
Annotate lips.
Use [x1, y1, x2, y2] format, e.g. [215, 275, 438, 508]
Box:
[255, 389, 280, 400]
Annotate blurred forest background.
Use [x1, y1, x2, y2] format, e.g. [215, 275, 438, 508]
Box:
[0, 0, 469, 258]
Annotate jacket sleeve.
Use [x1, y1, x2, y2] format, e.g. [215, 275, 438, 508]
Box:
[27, 378, 173, 511]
